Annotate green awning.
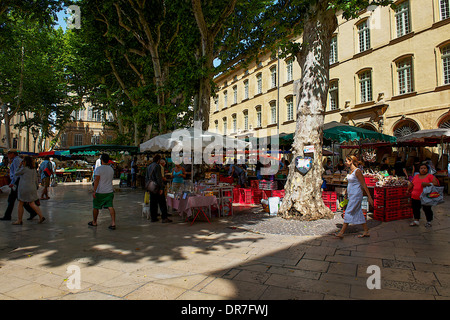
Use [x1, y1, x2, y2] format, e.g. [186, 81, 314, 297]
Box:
[281, 122, 396, 144]
[69, 145, 139, 154]
[322, 125, 396, 144]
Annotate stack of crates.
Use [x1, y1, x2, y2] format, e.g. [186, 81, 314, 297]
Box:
[251, 189, 263, 204]
[322, 191, 337, 212]
[232, 187, 241, 203]
[239, 188, 253, 205]
[373, 186, 412, 221]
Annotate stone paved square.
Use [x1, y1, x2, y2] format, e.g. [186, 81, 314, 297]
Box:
[0, 183, 449, 301]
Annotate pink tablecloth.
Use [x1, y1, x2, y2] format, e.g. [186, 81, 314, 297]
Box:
[166, 195, 217, 217]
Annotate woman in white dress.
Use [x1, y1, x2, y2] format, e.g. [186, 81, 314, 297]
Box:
[335, 156, 373, 238]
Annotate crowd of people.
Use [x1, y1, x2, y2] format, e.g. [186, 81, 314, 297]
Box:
[0, 149, 446, 235]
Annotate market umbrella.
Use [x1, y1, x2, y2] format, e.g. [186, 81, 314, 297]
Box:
[140, 128, 251, 183]
[139, 127, 250, 153]
[396, 128, 450, 143]
[397, 128, 450, 170]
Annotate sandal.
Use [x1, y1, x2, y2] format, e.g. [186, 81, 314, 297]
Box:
[108, 225, 116, 230]
[38, 217, 46, 224]
[88, 221, 97, 227]
[333, 232, 344, 239]
[357, 233, 370, 238]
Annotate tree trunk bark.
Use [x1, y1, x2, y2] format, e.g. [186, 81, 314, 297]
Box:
[279, 4, 337, 221]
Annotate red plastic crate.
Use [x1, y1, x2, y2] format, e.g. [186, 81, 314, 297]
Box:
[373, 207, 406, 222]
[322, 191, 337, 202]
[262, 190, 272, 199]
[364, 177, 378, 187]
[251, 189, 263, 197]
[272, 190, 285, 198]
[233, 188, 241, 203]
[252, 196, 263, 204]
[374, 187, 409, 200]
[250, 180, 259, 189]
[240, 188, 253, 204]
[219, 176, 234, 184]
[324, 201, 337, 212]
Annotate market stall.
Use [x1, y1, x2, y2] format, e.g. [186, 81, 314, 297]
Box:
[315, 123, 407, 220]
[397, 128, 450, 194]
[68, 144, 139, 182]
[140, 128, 257, 219]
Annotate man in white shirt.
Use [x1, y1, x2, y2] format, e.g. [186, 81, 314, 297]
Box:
[88, 154, 116, 229]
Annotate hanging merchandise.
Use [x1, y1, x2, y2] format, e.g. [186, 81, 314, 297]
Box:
[362, 149, 377, 163]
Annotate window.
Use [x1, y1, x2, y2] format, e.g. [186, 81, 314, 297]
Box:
[233, 85, 238, 104]
[74, 134, 83, 146]
[232, 114, 237, 133]
[244, 80, 249, 99]
[286, 97, 294, 121]
[329, 81, 339, 110]
[442, 44, 450, 85]
[256, 106, 262, 127]
[223, 118, 227, 135]
[270, 101, 277, 124]
[397, 57, 413, 94]
[91, 135, 100, 145]
[359, 70, 372, 103]
[214, 96, 219, 111]
[215, 120, 218, 133]
[330, 35, 338, 64]
[224, 91, 228, 108]
[243, 111, 249, 130]
[60, 133, 67, 148]
[357, 20, 370, 52]
[395, 1, 410, 38]
[440, 0, 449, 20]
[256, 73, 262, 94]
[270, 66, 277, 88]
[286, 59, 293, 82]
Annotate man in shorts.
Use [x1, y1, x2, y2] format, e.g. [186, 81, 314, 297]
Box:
[88, 153, 116, 230]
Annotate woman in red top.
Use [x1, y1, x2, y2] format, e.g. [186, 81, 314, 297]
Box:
[407, 163, 439, 227]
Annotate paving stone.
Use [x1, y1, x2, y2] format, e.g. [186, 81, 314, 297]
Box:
[0, 184, 449, 301]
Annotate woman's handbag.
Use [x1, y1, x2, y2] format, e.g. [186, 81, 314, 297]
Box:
[145, 164, 159, 194]
[420, 185, 444, 206]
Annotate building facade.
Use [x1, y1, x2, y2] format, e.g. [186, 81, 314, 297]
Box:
[209, 0, 450, 140]
[58, 106, 116, 149]
[0, 112, 51, 153]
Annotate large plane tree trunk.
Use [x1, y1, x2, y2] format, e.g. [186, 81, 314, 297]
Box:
[279, 3, 337, 221]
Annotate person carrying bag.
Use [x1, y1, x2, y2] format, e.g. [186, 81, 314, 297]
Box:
[145, 155, 171, 223]
[407, 163, 441, 228]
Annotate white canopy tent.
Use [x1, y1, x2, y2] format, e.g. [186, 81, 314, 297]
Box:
[397, 128, 450, 170]
[139, 127, 251, 182]
[140, 127, 250, 153]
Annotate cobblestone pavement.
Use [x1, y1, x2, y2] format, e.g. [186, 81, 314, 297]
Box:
[0, 183, 449, 301]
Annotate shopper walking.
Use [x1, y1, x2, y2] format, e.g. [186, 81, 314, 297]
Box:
[0, 149, 38, 221]
[88, 154, 116, 230]
[146, 154, 171, 223]
[335, 155, 373, 238]
[12, 156, 46, 225]
[407, 163, 439, 227]
[39, 156, 52, 200]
